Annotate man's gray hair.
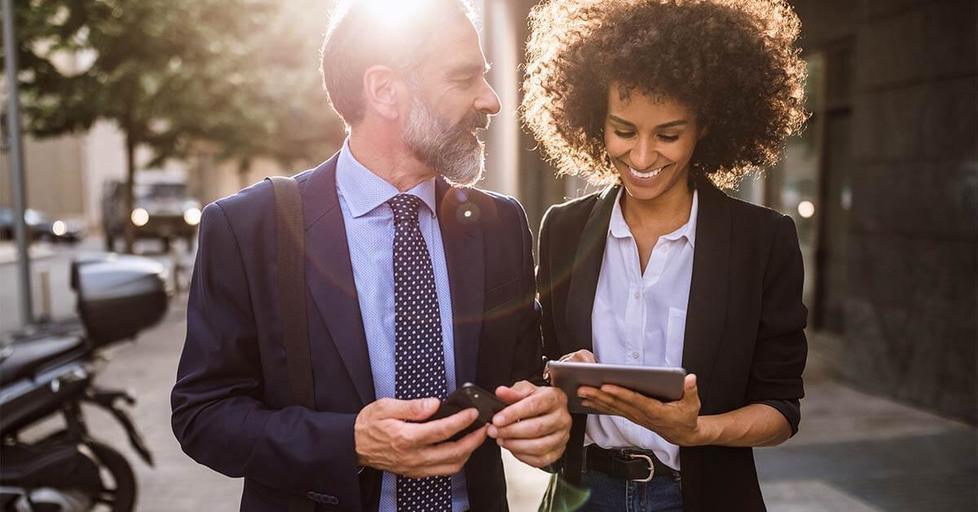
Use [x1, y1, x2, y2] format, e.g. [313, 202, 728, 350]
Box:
[320, 0, 478, 126]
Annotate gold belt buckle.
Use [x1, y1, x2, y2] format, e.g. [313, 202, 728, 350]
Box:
[625, 452, 655, 482]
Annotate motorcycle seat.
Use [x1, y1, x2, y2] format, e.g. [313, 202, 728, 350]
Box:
[0, 336, 86, 386]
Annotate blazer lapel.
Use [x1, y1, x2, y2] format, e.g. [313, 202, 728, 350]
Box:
[435, 181, 484, 387]
[301, 155, 375, 405]
[681, 178, 731, 404]
[564, 186, 619, 354]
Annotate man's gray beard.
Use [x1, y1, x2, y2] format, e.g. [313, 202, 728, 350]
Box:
[402, 95, 485, 187]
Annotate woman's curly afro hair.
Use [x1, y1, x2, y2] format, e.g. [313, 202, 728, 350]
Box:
[521, 0, 809, 188]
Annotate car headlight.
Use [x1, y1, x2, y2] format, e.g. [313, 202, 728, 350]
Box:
[183, 207, 202, 226]
[52, 220, 67, 236]
[131, 208, 150, 227]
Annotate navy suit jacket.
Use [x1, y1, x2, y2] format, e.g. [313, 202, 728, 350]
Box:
[171, 155, 543, 512]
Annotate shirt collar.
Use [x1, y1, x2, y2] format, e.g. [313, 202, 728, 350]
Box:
[608, 188, 633, 240]
[335, 138, 437, 219]
[608, 187, 699, 248]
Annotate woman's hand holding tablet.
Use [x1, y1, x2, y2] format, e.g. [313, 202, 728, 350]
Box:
[548, 352, 707, 446]
[547, 358, 687, 414]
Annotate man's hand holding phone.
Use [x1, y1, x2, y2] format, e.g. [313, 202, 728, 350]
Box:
[354, 397, 487, 478]
[488, 380, 572, 468]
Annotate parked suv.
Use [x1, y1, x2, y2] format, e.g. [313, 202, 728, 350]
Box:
[101, 179, 201, 252]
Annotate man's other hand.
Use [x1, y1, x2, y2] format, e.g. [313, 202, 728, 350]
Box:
[354, 397, 487, 478]
[488, 381, 571, 468]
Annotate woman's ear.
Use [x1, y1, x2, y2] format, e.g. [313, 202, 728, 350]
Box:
[362, 65, 401, 120]
[697, 123, 710, 140]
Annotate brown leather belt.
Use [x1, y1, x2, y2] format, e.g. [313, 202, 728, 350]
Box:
[584, 445, 680, 482]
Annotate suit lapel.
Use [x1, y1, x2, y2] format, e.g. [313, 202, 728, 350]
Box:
[681, 178, 731, 404]
[301, 155, 375, 405]
[564, 186, 619, 354]
[435, 181, 484, 387]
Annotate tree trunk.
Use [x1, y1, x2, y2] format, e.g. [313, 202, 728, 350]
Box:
[123, 132, 137, 254]
[237, 158, 252, 190]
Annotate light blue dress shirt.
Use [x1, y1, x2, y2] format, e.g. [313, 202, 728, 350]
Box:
[335, 139, 468, 512]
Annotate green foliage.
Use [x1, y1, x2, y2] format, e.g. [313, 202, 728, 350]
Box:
[3, 0, 343, 252]
[4, 0, 342, 169]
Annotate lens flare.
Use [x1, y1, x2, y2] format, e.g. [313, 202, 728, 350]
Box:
[131, 208, 150, 227]
[183, 207, 202, 226]
[797, 201, 815, 219]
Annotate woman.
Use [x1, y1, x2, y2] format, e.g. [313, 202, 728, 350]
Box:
[522, 1, 809, 510]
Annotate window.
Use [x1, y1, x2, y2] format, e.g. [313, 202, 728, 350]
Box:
[765, 44, 854, 333]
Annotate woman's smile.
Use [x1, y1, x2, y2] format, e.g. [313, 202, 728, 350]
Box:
[627, 163, 672, 180]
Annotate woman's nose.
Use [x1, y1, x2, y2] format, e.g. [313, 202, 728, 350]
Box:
[630, 139, 658, 170]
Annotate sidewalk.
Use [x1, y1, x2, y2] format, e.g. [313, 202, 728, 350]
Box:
[755, 360, 976, 511]
[69, 301, 976, 511]
[0, 241, 55, 265]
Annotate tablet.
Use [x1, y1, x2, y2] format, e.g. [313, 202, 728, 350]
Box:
[547, 360, 687, 415]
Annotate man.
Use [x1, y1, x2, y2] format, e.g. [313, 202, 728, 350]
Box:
[170, 1, 571, 511]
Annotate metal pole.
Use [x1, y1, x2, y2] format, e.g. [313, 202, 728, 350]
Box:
[2, 0, 35, 326]
[38, 269, 51, 321]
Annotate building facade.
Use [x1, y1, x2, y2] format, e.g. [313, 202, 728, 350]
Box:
[777, 0, 976, 423]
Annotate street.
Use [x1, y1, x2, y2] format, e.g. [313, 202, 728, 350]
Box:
[2, 241, 976, 511]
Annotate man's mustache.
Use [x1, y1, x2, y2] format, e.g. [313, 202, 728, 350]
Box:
[454, 111, 490, 132]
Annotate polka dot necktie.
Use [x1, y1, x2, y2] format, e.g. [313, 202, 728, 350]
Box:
[388, 194, 452, 512]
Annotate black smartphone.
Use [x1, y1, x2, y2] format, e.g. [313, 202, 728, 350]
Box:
[429, 383, 507, 441]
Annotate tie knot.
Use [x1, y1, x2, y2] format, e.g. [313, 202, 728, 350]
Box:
[388, 194, 423, 224]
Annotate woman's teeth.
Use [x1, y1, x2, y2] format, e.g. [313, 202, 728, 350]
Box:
[629, 165, 666, 179]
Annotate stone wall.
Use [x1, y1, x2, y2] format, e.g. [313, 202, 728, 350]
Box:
[793, 0, 977, 423]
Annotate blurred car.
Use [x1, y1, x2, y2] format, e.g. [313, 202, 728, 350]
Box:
[0, 208, 85, 244]
[101, 179, 201, 252]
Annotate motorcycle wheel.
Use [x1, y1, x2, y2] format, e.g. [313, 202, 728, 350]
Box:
[85, 441, 137, 512]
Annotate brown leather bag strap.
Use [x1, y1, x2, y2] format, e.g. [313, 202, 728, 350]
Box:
[267, 176, 316, 512]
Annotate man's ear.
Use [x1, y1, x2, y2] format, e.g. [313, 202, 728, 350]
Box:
[362, 65, 402, 120]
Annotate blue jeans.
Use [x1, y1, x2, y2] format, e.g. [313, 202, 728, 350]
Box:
[580, 469, 683, 512]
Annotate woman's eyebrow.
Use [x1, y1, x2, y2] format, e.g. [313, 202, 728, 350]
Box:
[607, 115, 688, 129]
[655, 119, 688, 129]
[607, 114, 635, 127]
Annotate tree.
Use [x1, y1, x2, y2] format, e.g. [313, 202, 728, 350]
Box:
[3, 0, 343, 252]
[194, 0, 345, 185]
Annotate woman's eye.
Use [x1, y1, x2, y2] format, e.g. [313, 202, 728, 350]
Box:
[613, 130, 635, 138]
[658, 134, 680, 142]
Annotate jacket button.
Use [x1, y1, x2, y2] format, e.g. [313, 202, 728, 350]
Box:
[305, 492, 339, 505]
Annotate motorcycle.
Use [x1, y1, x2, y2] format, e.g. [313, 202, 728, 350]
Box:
[0, 254, 169, 511]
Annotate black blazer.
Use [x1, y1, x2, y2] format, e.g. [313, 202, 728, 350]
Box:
[171, 155, 542, 512]
[537, 178, 808, 511]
